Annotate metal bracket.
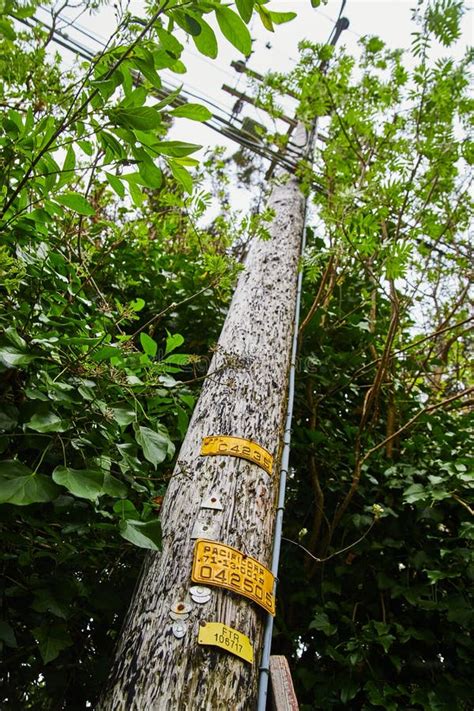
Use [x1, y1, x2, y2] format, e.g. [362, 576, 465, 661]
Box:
[191, 519, 219, 540]
[200, 493, 224, 511]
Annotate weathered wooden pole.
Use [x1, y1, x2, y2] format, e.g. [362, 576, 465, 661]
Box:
[99, 123, 308, 710]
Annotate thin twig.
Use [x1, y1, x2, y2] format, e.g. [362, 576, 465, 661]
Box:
[361, 386, 473, 465]
[282, 519, 376, 564]
[452, 494, 474, 516]
[129, 278, 221, 340]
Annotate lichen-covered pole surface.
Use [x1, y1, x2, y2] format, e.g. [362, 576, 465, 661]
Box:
[100, 124, 308, 711]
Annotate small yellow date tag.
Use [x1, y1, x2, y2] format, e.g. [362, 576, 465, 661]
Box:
[192, 539, 276, 616]
[198, 621, 253, 664]
[201, 435, 273, 476]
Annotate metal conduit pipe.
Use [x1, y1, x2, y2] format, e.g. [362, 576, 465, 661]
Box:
[255, 121, 313, 711]
[256, 12, 349, 709]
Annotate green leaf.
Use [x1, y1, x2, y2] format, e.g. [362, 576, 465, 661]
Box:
[235, 0, 254, 23]
[113, 499, 139, 519]
[267, 10, 296, 25]
[0, 346, 35, 368]
[52, 466, 127, 501]
[404, 483, 426, 503]
[341, 680, 359, 704]
[128, 180, 144, 207]
[33, 623, 72, 664]
[134, 58, 162, 89]
[78, 139, 94, 156]
[163, 354, 189, 365]
[215, 6, 252, 55]
[99, 130, 126, 159]
[0, 475, 59, 506]
[138, 159, 163, 189]
[168, 160, 193, 193]
[155, 140, 201, 157]
[135, 425, 174, 467]
[110, 106, 162, 130]
[173, 10, 202, 37]
[0, 460, 32, 479]
[103, 473, 128, 498]
[26, 412, 67, 433]
[55, 192, 95, 216]
[309, 611, 337, 636]
[5, 326, 27, 349]
[58, 146, 76, 188]
[366, 36, 385, 53]
[165, 332, 184, 355]
[257, 5, 274, 32]
[140, 332, 158, 357]
[52, 467, 103, 501]
[170, 103, 212, 122]
[105, 172, 125, 198]
[0, 17, 16, 40]
[155, 26, 183, 56]
[152, 86, 182, 111]
[91, 346, 121, 362]
[0, 460, 60, 505]
[119, 518, 162, 550]
[111, 407, 136, 427]
[31, 589, 69, 619]
[170, 59, 187, 74]
[191, 15, 218, 59]
[130, 298, 145, 311]
[0, 621, 17, 648]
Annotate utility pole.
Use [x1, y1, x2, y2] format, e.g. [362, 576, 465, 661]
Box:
[100, 15, 349, 711]
[99, 119, 307, 710]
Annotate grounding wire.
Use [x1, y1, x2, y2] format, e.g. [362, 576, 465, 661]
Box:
[256, 8, 350, 710]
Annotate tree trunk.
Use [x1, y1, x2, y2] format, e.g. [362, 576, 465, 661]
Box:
[99, 126, 308, 711]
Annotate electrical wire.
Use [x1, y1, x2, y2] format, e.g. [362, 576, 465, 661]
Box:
[38, 3, 109, 45]
[17, 14, 321, 179]
[23, 9, 306, 158]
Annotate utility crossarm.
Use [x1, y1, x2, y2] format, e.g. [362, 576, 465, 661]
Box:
[222, 84, 297, 127]
[226, 71, 328, 144]
[231, 60, 300, 100]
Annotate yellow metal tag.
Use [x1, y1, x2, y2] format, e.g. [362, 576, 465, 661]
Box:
[201, 435, 273, 476]
[198, 621, 253, 664]
[192, 539, 276, 616]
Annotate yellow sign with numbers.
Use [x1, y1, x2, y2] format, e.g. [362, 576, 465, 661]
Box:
[201, 435, 273, 476]
[198, 621, 253, 664]
[192, 539, 276, 616]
